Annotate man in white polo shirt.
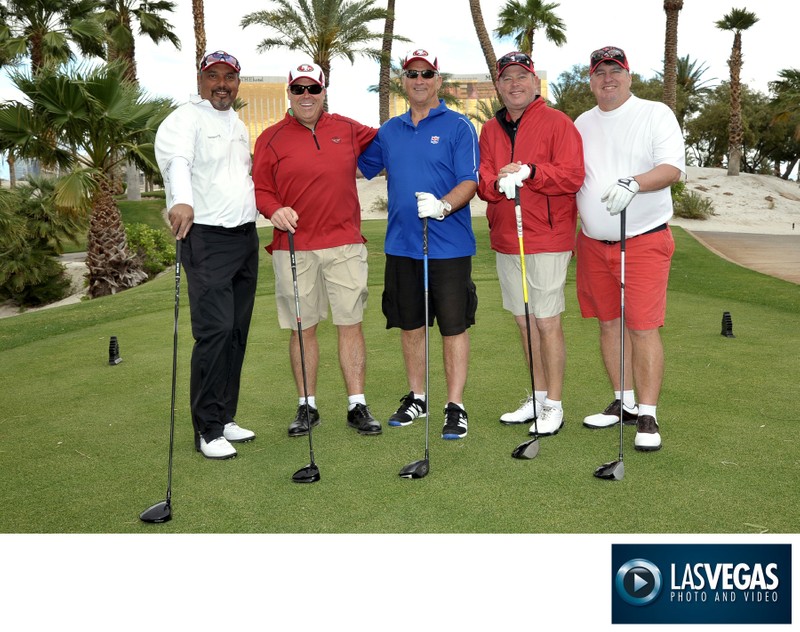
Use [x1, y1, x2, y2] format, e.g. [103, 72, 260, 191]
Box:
[155, 50, 258, 460]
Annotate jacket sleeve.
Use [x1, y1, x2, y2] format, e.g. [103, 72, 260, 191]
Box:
[527, 113, 585, 195]
[477, 121, 506, 203]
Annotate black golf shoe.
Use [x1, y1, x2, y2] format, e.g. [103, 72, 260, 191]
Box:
[288, 405, 320, 437]
[442, 403, 468, 440]
[388, 391, 426, 427]
[347, 403, 382, 435]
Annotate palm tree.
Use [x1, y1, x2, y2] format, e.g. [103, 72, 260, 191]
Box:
[0, 0, 106, 186]
[715, 7, 759, 176]
[191, 0, 206, 72]
[469, 0, 499, 91]
[241, 0, 395, 107]
[770, 68, 800, 139]
[101, 1, 181, 83]
[378, 0, 396, 124]
[0, 62, 173, 297]
[657, 55, 716, 129]
[0, 0, 105, 72]
[494, 0, 566, 57]
[101, 1, 180, 200]
[662, 0, 683, 113]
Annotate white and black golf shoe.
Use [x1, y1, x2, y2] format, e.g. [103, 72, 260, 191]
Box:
[583, 400, 638, 429]
[634, 415, 662, 451]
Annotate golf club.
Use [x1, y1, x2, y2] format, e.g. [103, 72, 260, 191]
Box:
[399, 217, 430, 479]
[594, 207, 627, 481]
[511, 187, 541, 460]
[288, 231, 320, 484]
[140, 239, 182, 523]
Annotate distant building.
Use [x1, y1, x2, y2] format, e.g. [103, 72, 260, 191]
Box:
[236, 76, 288, 153]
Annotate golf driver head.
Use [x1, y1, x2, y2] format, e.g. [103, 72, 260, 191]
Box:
[292, 463, 321, 484]
[399, 458, 429, 479]
[511, 437, 540, 460]
[139, 500, 172, 524]
[594, 459, 625, 481]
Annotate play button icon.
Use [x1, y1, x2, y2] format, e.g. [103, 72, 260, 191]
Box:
[616, 559, 663, 606]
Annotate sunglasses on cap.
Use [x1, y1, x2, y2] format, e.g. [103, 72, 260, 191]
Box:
[200, 50, 241, 73]
[403, 69, 438, 79]
[289, 84, 324, 95]
[496, 52, 534, 73]
[589, 46, 628, 71]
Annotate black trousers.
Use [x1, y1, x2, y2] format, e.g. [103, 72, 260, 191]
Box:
[181, 222, 259, 442]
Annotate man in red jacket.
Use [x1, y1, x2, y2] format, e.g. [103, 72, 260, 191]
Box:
[477, 52, 585, 436]
[252, 62, 381, 438]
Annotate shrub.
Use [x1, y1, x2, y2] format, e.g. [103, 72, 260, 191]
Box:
[126, 223, 173, 278]
[673, 188, 715, 220]
[0, 177, 86, 307]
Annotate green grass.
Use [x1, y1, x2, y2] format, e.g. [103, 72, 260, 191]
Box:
[1, 219, 799, 534]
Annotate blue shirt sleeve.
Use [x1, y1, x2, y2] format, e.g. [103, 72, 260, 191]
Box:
[358, 134, 384, 179]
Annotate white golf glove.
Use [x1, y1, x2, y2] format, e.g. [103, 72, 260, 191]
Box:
[415, 192, 448, 221]
[497, 164, 531, 200]
[601, 177, 640, 215]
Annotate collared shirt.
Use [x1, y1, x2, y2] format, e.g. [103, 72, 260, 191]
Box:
[358, 100, 479, 260]
[155, 95, 257, 228]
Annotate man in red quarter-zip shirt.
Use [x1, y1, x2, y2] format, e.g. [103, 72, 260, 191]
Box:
[252, 62, 381, 439]
[477, 51, 584, 438]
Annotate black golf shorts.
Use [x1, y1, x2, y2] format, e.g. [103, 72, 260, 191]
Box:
[382, 254, 477, 336]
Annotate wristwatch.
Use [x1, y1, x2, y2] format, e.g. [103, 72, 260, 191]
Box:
[440, 198, 453, 218]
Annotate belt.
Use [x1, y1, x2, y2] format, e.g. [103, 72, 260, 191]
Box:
[600, 223, 667, 245]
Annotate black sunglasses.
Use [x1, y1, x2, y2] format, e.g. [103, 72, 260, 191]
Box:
[289, 84, 324, 95]
[403, 69, 438, 79]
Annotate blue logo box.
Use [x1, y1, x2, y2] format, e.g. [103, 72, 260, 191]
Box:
[611, 544, 792, 624]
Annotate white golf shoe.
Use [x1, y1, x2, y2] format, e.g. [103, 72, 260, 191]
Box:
[223, 421, 255, 443]
[199, 436, 237, 460]
[634, 415, 662, 451]
[583, 400, 638, 428]
[528, 405, 564, 437]
[500, 395, 543, 425]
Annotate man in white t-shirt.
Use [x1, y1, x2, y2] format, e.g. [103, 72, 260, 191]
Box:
[574, 46, 685, 452]
[155, 51, 259, 460]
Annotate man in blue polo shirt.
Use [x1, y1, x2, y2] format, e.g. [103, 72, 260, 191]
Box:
[358, 48, 479, 440]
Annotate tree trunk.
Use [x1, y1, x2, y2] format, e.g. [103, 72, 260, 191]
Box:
[126, 161, 141, 201]
[379, 0, 396, 124]
[726, 32, 744, 176]
[662, 0, 683, 115]
[8, 154, 16, 188]
[469, 0, 499, 97]
[86, 177, 147, 297]
[192, 0, 207, 84]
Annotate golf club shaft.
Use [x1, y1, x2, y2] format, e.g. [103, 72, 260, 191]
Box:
[618, 208, 626, 462]
[423, 218, 430, 460]
[287, 231, 315, 466]
[165, 239, 181, 504]
[514, 189, 537, 427]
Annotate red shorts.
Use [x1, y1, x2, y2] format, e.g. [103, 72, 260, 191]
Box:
[576, 227, 674, 330]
